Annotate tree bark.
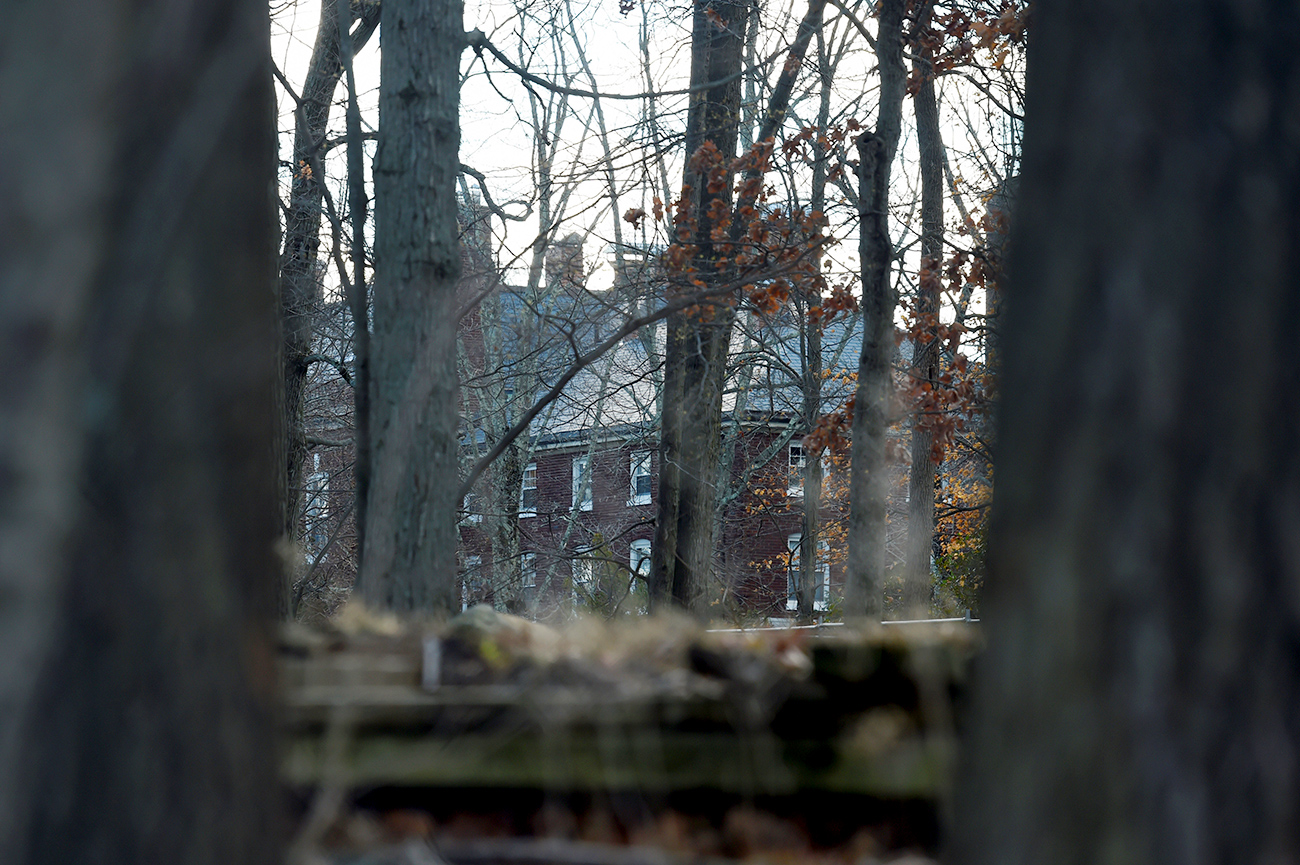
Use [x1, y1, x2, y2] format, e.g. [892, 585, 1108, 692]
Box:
[844, 0, 905, 621]
[953, 1, 1300, 862]
[340, 0, 373, 573]
[650, 0, 747, 612]
[797, 23, 834, 622]
[0, 0, 282, 860]
[651, 0, 827, 613]
[279, 0, 379, 580]
[360, 0, 465, 612]
[903, 2, 942, 616]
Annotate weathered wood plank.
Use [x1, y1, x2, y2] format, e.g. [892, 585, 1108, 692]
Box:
[283, 728, 952, 797]
[279, 619, 977, 799]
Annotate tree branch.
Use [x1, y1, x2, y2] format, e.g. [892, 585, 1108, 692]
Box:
[459, 162, 532, 221]
[304, 435, 352, 449]
[456, 266, 810, 502]
[304, 353, 353, 385]
[464, 28, 789, 102]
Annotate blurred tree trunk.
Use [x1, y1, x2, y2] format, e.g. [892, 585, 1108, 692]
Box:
[954, 2, 1300, 863]
[844, 0, 905, 621]
[360, 0, 464, 612]
[903, 1, 942, 616]
[0, 0, 282, 861]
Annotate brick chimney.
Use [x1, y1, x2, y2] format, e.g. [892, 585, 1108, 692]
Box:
[545, 232, 584, 290]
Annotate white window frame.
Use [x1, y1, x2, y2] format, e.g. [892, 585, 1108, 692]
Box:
[629, 452, 653, 506]
[786, 534, 831, 612]
[520, 462, 537, 517]
[788, 443, 806, 497]
[788, 443, 829, 500]
[629, 539, 652, 578]
[520, 552, 536, 590]
[572, 546, 594, 605]
[572, 455, 593, 512]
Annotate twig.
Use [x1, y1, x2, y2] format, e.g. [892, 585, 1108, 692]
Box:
[305, 352, 354, 385]
[291, 497, 357, 619]
[459, 162, 532, 222]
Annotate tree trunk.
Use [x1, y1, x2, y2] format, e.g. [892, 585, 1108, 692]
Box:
[651, 0, 827, 613]
[0, 0, 282, 860]
[902, 3, 942, 616]
[844, 0, 905, 621]
[953, 2, 1300, 863]
[279, 0, 379, 582]
[650, 0, 746, 612]
[797, 24, 834, 622]
[359, 0, 464, 612]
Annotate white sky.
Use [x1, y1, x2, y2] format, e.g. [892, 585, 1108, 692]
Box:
[270, 0, 1016, 327]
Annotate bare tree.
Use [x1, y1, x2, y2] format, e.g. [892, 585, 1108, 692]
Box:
[650, 0, 748, 612]
[652, 0, 829, 614]
[278, 0, 379, 597]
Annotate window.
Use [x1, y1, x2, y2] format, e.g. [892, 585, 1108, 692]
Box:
[629, 452, 653, 506]
[520, 462, 537, 516]
[462, 555, 483, 612]
[627, 539, 652, 615]
[788, 443, 829, 499]
[572, 547, 594, 604]
[461, 492, 482, 524]
[520, 552, 536, 591]
[572, 455, 593, 511]
[630, 539, 652, 577]
[786, 534, 830, 612]
[788, 443, 806, 497]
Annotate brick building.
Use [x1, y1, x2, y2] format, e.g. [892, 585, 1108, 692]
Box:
[454, 253, 889, 622]
[294, 196, 910, 622]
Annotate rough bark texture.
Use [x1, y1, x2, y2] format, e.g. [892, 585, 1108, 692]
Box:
[844, 0, 905, 621]
[954, 2, 1300, 863]
[279, 0, 378, 561]
[903, 8, 942, 615]
[361, 0, 464, 612]
[650, 0, 746, 612]
[651, 0, 826, 613]
[340, 0, 373, 568]
[0, 0, 282, 861]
